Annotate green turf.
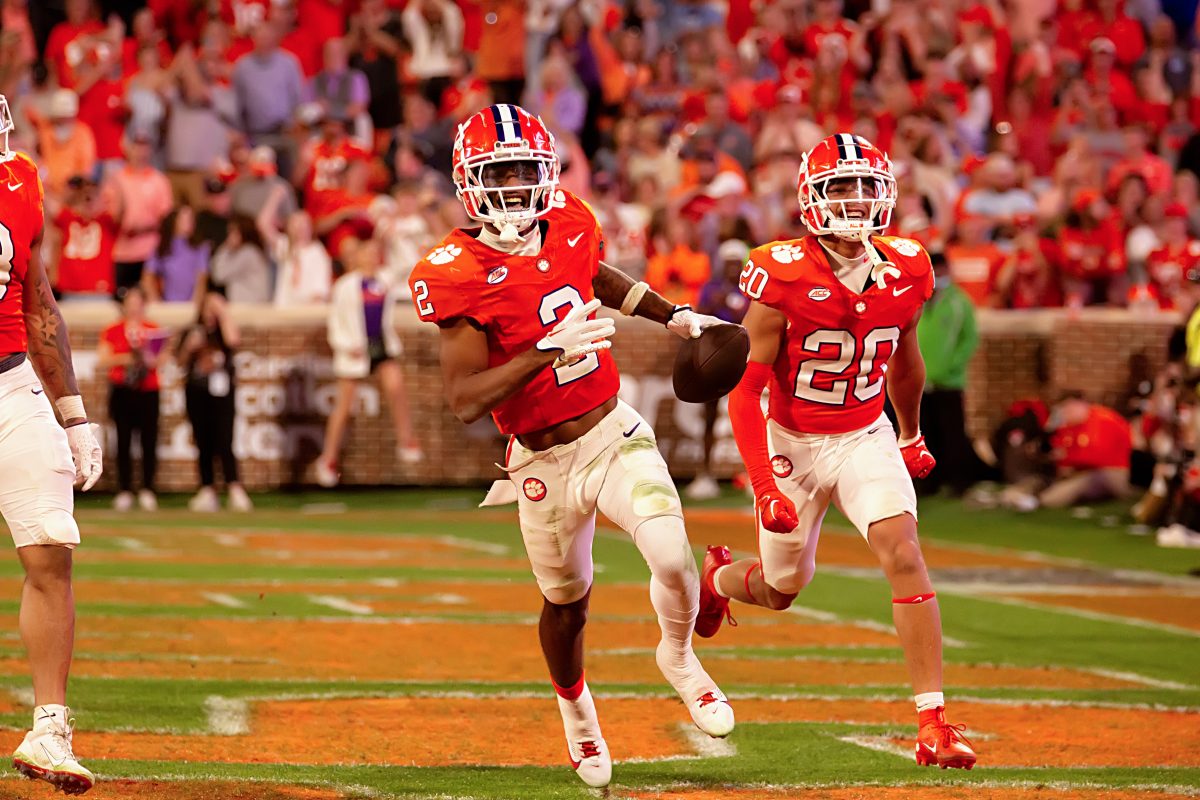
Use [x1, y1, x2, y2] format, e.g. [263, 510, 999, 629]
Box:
[0, 488, 1194, 799]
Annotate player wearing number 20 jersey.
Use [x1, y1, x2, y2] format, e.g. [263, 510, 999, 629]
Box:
[410, 104, 735, 790]
[699, 133, 976, 771]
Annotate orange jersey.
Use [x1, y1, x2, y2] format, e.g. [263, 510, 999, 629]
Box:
[742, 235, 933, 435]
[302, 138, 372, 206]
[0, 153, 44, 355]
[409, 190, 620, 435]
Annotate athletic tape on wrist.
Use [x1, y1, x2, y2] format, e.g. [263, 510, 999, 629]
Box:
[55, 395, 86, 423]
[619, 281, 650, 316]
[897, 432, 923, 448]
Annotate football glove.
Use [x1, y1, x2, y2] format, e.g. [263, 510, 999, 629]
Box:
[899, 434, 936, 479]
[756, 489, 799, 534]
[536, 298, 616, 368]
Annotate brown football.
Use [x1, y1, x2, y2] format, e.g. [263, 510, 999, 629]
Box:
[673, 323, 751, 403]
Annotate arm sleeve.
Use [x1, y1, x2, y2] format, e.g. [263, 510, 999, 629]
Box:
[727, 360, 777, 498]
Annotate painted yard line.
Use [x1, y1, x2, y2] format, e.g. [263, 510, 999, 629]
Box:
[213, 534, 245, 548]
[431, 536, 509, 556]
[1081, 668, 1194, 691]
[421, 594, 472, 605]
[837, 732, 914, 761]
[204, 695, 250, 735]
[6, 686, 33, 707]
[201, 592, 248, 610]
[974, 594, 1200, 639]
[956, 584, 1200, 598]
[306, 595, 374, 615]
[112, 537, 155, 553]
[618, 724, 738, 765]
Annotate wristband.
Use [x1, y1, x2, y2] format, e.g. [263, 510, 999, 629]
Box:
[897, 432, 922, 448]
[55, 395, 87, 423]
[619, 281, 649, 315]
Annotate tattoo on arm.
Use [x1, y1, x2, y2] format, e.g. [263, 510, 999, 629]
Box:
[24, 232, 81, 409]
[593, 262, 677, 324]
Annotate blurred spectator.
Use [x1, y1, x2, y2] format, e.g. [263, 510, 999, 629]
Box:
[475, 0, 526, 105]
[124, 41, 171, 157]
[51, 174, 117, 298]
[163, 36, 237, 208]
[315, 231, 422, 487]
[269, 209, 333, 306]
[232, 18, 304, 176]
[103, 131, 174, 291]
[402, 0, 464, 106]
[347, 0, 404, 132]
[32, 89, 96, 197]
[960, 153, 1037, 226]
[371, 184, 437, 294]
[644, 215, 711, 307]
[209, 215, 272, 304]
[1106, 126, 1171, 197]
[1136, 204, 1200, 311]
[309, 37, 372, 144]
[178, 291, 253, 512]
[1060, 189, 1127, 306]
[916, 253, 982, 496]
[98, 286, 164, 512]
[524, 50, 586, 138]
[946, 215, 1005, 305]
[44, 0, 106, 90]
[1040, 394, 1133, 508]
[232, 145, 297, 230]
[686, 239, 751, 501]
[297, 114, 369, 210]
[195, 176, 234, 252]
[143, 206, 210, 303]
[989, 216, 1065, 309]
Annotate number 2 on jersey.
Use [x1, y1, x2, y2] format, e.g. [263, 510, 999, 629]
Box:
[539, 286, 600, 386]
[794, 327, 900, 405]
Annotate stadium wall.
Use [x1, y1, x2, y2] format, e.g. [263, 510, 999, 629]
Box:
[60, 305, 1179, 492]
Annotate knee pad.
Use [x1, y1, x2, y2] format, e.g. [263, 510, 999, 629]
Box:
[33, 510, 80, 548]
[541, 576, 591, 606]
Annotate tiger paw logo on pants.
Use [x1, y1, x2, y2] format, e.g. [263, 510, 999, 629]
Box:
[427, 244, 462, 265]
[771, 455, 793, 478]
[523, 478, 547, 501]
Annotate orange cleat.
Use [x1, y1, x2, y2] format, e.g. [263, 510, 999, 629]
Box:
[915, 707, 976, 769]
[696, 545, 737, 638]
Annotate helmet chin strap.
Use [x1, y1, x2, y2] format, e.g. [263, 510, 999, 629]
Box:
[860, 229, 901, 290]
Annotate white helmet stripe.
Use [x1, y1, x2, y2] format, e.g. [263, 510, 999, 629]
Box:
[838, 133, 860, 161]
[491, 104, 522, 143]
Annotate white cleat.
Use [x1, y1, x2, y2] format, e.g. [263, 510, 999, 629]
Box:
[566, 736, 611, 788]
[315, 459, 340, 488]
[13, 708, 94, 795]
[228, 484, 254, 512]
[137, 489, 157, 511]
[656, 641, 735, 738]
[188, 486, 220, 512]
[112, 491, 134, 512]
[686, 687, 735, 738]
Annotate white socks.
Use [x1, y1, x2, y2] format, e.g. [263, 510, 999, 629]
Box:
[712, 564, 731, 598]
[915, 691, 945, 713]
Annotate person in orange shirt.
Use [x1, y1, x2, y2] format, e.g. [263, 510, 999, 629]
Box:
[1038, 394, 1132, 508]
[944, 214, 1005, 305]
[1140, 204, 1200, 310]
[644, 215, 711, 308]
[31, 89, 96, 197]
[1059, 189, 1126, 306]
[44, 0, 106, 89]
[473, 0, 525, 103]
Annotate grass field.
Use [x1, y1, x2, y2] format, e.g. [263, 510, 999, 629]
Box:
[0, 488, 1196, 799]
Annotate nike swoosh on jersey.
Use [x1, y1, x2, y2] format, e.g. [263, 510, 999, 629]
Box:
[566, 233, 584, 247]
[893, 285, 913, 296]
[7, 182, 22, 191]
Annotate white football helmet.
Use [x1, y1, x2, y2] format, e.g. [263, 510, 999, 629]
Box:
[0, 94, 14, 163]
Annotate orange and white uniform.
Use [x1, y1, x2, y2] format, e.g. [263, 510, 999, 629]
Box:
[410, 189, 679, 602]
[0, 153, 80, 548]
[739, 234, 932, 592]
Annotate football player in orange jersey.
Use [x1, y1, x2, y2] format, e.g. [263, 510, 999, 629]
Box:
[0, 95, 102, 793]
[698, 134, 976, 770]
[409, 105, 734, 789]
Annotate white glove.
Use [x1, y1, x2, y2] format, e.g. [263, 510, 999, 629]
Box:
[536, 298, 616, 367]
[667, 305, 724, 339]
[65, 422, 103, 491]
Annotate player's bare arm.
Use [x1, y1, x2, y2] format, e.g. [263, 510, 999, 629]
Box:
[595, 261, 726, 338]
[742, 300, 786, 365]
[22, 228, 81, 416]
[437, 318, 560, 425]
[885, 309, 926, 442]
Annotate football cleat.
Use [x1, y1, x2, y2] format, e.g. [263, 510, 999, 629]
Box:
[696, 545, 736, 638]
[13, 708, 94, 795]
[656, 642, 735, 738]
[915, 707, 976, 770]
[566, 736, 611, 788]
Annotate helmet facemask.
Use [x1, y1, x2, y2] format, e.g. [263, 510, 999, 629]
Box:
[800, 160, 897, 240]
[0, 95, 14, 163]
[457, 150, 560, 242]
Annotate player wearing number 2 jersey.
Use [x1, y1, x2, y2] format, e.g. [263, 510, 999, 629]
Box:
[698, 134, 976, 770]
[0, 95, 102, 793]
[409, 104, 734, 789]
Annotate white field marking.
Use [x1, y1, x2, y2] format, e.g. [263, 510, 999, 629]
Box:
[1082, 667, 1194, 690]
[307, 595, 374, 615]
[431, 535, 509, 556]
[422, 593, 471, 605]
[960, 583, 1200, 597]
[203, 696, 249, 735]
[213, 533, 244, 548]
[7, 686, 34, 707]
[617, 724, 738, 764]
[93, 774, 389, 799]
[369, 578, 403, 588]
[837, 733, 913, 760]
[299, 502, 348, 515]
[976, 594, 1200, 638]
[113, 537, 152, 552]
[201, 592, 247, 609]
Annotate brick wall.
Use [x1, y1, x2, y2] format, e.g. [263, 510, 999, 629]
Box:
[63, 304, 1182, 491]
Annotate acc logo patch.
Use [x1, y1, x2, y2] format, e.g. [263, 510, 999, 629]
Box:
[487, 266, 508, 284]
[428, 244, 463, 265]
[770, 455, 793, 478]
[808, 287, 831, 301]
[523, 478, 548, 502]
[536, 258, 551, 273]
[770, 244, 805, 264]
[890, 238, 921, 258]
